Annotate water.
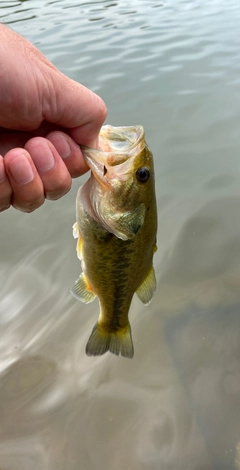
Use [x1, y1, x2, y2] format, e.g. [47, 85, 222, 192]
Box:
[1, 0, 240, 468]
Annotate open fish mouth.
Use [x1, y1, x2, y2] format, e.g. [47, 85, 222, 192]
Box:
[81, 125, 145, 180]
[98, 125, 144, 156]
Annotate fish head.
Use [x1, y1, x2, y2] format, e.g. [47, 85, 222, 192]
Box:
[81, 125, 156, 240]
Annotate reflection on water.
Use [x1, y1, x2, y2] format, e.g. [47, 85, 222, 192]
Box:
[1, 0, 240, 468]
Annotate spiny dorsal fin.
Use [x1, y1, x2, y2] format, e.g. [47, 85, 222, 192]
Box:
[136, 265, 157, 305]
[86, 322, 134, 358]
[70, 273, 96, 304]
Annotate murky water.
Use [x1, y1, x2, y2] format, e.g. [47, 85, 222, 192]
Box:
[1, 0, 240, 468]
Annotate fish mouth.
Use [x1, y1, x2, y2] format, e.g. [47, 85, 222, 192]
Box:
[81, 125, 145, 182]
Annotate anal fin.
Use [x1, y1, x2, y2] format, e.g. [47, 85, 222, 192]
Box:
[136, 265, 157, 305]
[70, 273, 96, 304]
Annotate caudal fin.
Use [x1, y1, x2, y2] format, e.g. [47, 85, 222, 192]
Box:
[85, 322, 134, 359]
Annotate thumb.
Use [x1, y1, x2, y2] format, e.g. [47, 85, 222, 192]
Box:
[43, 71, 107, 148]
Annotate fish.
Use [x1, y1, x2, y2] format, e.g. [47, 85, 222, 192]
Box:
[71, 125, 157, 358]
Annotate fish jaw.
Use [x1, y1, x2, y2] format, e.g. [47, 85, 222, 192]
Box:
[81, 125, 146, 187]
[98, 125, 145, 154]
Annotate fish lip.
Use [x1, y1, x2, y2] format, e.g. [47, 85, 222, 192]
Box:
[81, 125, 145, 180]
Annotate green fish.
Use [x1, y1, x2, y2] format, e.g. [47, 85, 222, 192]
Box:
[71, 125, 157, 358]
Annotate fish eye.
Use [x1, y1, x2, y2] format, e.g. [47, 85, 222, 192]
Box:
[136, 166, 151, 183]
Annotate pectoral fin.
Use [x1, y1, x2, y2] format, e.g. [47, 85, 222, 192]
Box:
[76, 236, 83, 260]
[73, 222, 83, 260]
[70, 273, 96, 304]
[136, 265, 157, 305]
[72, 222, 79, 239]
[102, 203, 147, 241]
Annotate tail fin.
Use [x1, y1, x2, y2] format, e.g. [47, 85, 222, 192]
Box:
[85, 322, 134, 359]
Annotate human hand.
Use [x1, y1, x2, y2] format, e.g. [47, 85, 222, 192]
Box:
[0, 24, 107, 213]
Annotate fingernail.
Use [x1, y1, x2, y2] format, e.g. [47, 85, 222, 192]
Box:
[0, 157, 5, 183]
[8, 154, 34, 185]
[32, 142, 55, 172]
[51, 135, 71, 159]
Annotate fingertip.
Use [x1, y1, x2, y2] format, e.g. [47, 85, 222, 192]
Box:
[44, 168, 72, 201]
[24, 138, 56, 173]
[47, 131, 72, 159]
[69, 115, 106, 149]
[91, 93, 108, 133]
[46, 131, 89, 177]
[69, 92, 107, 147]
[25, 136, 72, 200]
[4, 149, 35, 185]
[4, 148, 45, 212]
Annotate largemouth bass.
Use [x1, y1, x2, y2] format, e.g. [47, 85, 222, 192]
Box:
[71, 125, 157, 358]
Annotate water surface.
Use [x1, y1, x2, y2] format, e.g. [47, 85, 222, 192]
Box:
[1, 1, 240, 469]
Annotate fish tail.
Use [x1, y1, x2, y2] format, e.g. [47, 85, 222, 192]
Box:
[85, 322, 134, 359]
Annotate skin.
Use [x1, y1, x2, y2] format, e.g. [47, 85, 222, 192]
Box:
[0, 24, 107, 213]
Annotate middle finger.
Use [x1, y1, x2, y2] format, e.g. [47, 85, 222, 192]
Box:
[25, 137, 72, 200]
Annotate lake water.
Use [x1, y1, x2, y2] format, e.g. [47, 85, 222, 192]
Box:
[1, 0, 240, 469]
